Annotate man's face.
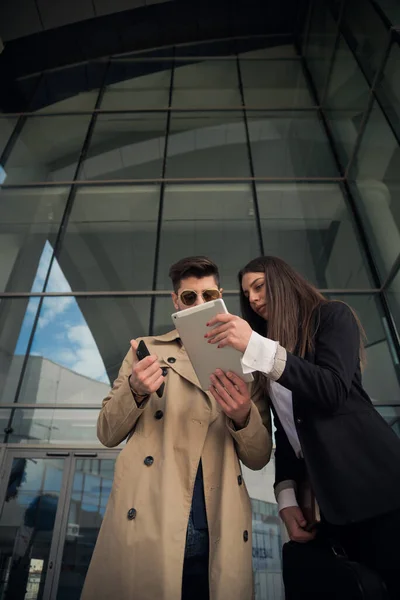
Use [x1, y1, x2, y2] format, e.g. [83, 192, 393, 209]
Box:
[172, 275, 221, 312]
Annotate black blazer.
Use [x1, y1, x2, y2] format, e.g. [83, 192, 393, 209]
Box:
[273, 301, 400, 525]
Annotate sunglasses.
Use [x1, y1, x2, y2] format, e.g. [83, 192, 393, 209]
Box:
[179, 288, 222, 307]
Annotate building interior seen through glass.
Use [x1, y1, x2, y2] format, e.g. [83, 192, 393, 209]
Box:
[0, 0, 399, 598]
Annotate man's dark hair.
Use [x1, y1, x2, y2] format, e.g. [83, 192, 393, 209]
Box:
[169, 256, 220, 292]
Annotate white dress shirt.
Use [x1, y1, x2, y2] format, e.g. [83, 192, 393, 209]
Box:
[242, 331, 300, 512]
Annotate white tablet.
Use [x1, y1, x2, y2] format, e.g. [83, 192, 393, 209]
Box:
[171, 298, 254, 391]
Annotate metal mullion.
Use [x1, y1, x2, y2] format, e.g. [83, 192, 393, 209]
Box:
[236, 56, 264, 255]
[299, 0, 314, 58]
[149, 51, 175, 336]
[4, 64, 111, 443]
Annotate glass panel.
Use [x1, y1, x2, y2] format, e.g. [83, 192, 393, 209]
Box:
[245, 459, 284, 600]
[56, 458, 116, 600]
[156, 184, 261, 291]
[0, 297, 151, 405]
[3, 116, 91, 184]
[0, 117, 18, 160]
[341, 0, 389, 84]
[166, 111, 249, 178]
[256, 183, 373, 289]
[0, 456, 66, 599]
[350, 101, 400, 280]
[82, 112, 166, 180]
[238, 38, 297, 59]
[0, 187, 69, 293]
[31, 63, 106, 113]
[376, 40, 400, 140]
[327, 294, 400, 406]
[172, 60, 241, 108]
[304, 0, 337, 102]
[325, 37, 371, 169]
[374, 1, 400, 26]
[240, 60, 313, 108]
[49, 185, 160, 291]
[4, 409, 102, 444]
[376, 405, 400, 437]
[102, 60, 172, 110]
[386, 267, 400, 337]
[248, 111, 338, 178]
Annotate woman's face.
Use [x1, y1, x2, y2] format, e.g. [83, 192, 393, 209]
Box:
[241, 272, 268, 320]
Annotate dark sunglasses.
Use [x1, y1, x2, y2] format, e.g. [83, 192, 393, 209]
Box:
[179, 288, 222, 307]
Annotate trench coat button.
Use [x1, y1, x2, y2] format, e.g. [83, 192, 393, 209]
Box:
[167, 357, 176, 364]
[144, 456, 154, 466]
[127, 508, 137, 520]
[161, 367, 168, 376]
[237, 475, 243, 486]
[296, 417, 303, 425]
[243, 530, 249, 542]
[154, 410, 164, 420]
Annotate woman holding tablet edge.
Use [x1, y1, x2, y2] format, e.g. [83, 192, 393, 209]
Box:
[205, 255, 400, 599]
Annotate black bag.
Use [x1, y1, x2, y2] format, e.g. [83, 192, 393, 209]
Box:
[282, 535, 389, 600]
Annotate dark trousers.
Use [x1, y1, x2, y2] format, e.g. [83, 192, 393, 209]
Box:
[181, 554, 209, 600]
[331, 507, 400, 599]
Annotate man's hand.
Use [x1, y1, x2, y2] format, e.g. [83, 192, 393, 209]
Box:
[205, 314, 253, 353]
[209, 369, 251, 429]
[129, 340, 164, 401]
[280, 506, 317, 543]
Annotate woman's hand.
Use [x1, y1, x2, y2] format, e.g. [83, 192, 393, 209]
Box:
[280, 506, 317, 543]
[209, 370, 251, 429]
[205, 314, 253, 353]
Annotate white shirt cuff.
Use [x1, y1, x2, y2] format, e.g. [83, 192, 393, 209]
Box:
[277, 488, 299, 513]
[241, 331, 278, 375]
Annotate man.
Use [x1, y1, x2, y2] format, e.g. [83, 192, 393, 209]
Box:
[82, 256, 271, 600]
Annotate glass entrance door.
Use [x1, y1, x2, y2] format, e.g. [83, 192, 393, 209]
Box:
[0, 451, 69, 600]
[0, 450, 119, 600]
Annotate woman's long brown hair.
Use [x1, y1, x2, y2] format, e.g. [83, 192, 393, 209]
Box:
[238, 256, 366, 366]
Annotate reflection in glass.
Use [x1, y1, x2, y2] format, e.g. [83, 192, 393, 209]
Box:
[377, 405, 400, 437]
[377, 41, 400, 140]
[51, 185, 160, 291]
[341, 0, 388, 84]
[0, 117, 17, 160]
[5, 409, 101, 444]
[0, 187, 68, 293]
[350, 102, 400, 281]
[102, 60, 172, 110]
[3, 116, 91, 184]
[248, 111, 337, 178]
[304, 0, 337, 101]
[324, 37, 371, 169]
[166, 111, 249, 178]
[0, 457, 65, 600]
[172, 60, 241, 108]
[240, 60, 313, 108]
[0, 296, 151, 406]
[56, 458, 115, 600]
[257, 183, 373, 289]
[328, 294, 400, 406]
[82, 113, 166, 180]
[156, 184, 261, 292]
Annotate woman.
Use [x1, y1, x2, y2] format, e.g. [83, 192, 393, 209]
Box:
[206, 256, 400, 599]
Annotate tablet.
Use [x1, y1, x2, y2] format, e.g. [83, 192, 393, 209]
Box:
[171, 298, 254, 391]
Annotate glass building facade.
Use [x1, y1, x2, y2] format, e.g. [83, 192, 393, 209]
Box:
[0, 0, 399, 598]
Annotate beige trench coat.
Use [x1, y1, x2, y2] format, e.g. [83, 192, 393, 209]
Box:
[82, 330, 272, 600]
